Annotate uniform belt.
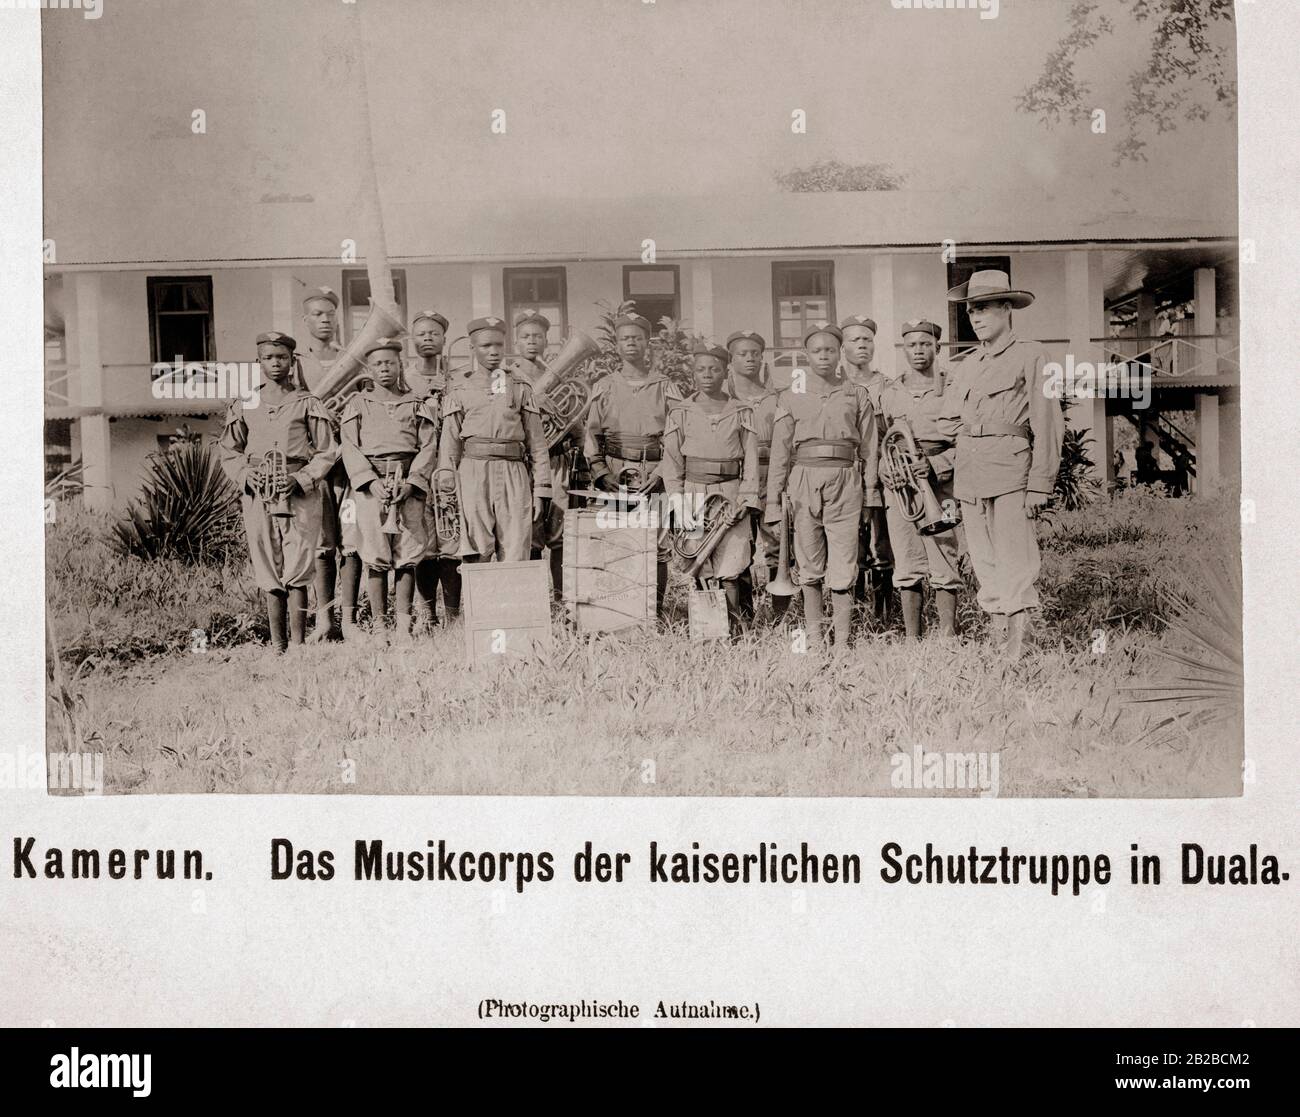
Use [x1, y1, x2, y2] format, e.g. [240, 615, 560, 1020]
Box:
[603, 433, 663, 462]
[366, 451, 415, 468]
[963, 422, 1030, 439]
[757, 441, 771, 464]
[917, 439, 954, 457]
[793, 439, 858, 467]
[463, 436, 526, 461]
[684, 456, 742, 483]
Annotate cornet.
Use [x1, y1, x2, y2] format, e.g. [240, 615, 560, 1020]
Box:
[431, 467, 462, 549]
[379, 460, 405, 536]
[252, 449, 293, 518]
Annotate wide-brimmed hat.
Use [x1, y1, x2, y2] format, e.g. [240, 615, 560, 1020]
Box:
[946, 269, 1035, 310]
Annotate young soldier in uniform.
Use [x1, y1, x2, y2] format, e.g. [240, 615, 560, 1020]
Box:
[219, 332, 339, 653]
[876, 320, 962, 639]
[662, 342, 761, 636]
[405, 310, 463, 626]
[725, 329, 789, 625]
[940, 270, 1063, 659]
[583, 310, 682, 616]
[511, 310, 571, 602]
[437, 317, 552, 562]
[766, 323, 882, 649]
[296, 286, 356, 641]
[840, 314, 894, 625]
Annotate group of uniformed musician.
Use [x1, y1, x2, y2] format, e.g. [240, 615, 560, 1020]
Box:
[217, 268, 1063, 660]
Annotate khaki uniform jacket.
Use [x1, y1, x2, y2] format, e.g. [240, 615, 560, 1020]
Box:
[938, 334, 1064, 500]
[438, 370, 553, 499]
[218, 389, 338, 495]
[583, 369, 682, 484]
[338, 391, 440, 495]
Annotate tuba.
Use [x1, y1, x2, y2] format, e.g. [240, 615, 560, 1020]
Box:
[311, 300, 407, 418]
[431, 466, 462, 550]
[669, 492, 743, 580]
[881, 415, 957, 536]
[528, 330, 602, 451]
[252, 449, 293, 518]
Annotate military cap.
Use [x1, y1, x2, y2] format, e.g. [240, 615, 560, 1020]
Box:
[513, 309, 551, 332]
[803, 321, 843, 346]
[302, 286, 340, 309]
[614, 312, 653, 336]
[364, 336, 404, 357]
[840, 315, 877, 335]
[901, 319, 943, 340]
[255, 331, 297, 352]
[467, 315, 508, 336]
[412, 310, 449, 331]
[692, 342, 731, 365]
[725, 330, 767, 351]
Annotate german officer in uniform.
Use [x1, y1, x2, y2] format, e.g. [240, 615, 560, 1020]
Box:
[941, 271, 1063, 658]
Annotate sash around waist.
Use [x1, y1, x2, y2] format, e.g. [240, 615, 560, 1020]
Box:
[602, 432, 663, 461]
[792, 438, 858, 467]
[463, 436, 526, 461]
[684, 455, 742, 483]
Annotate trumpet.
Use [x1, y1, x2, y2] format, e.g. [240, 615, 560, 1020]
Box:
[379, 460, 405, 536]
[881, 415, 956, 536]
[767, 493, 797, 597]
[670, 492, 744, 580]
[431, 466, 462, 549]
[252, 449, 293, 518]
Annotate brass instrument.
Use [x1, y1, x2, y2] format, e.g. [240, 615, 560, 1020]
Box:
[431, 466, 462, 549]
[881, 415, 956, 536]
[767, 494, 797, 597]
[379, 460, 405, 536]
[252, 449, 293, 518]
[669, 492, 743, 580]
[530, 330, 602, 451]
[312, 299, 407, 417]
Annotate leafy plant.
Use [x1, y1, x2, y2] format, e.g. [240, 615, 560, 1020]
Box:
[589, 298, 698, 395]
[112, 437, 243, 564]
[1054, 425, 1104, 511]
[1128, 553, 1242, 729]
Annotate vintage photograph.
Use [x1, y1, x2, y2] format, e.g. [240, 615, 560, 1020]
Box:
[42, 0, 1242, 797]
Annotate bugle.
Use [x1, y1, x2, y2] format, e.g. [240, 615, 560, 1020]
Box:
[767, 493, 797, 597]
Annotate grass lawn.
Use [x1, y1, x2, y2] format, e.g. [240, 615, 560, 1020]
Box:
[45, 491, 1243, 798]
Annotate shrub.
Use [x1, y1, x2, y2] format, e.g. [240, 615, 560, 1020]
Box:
[112, 436, 243, 564]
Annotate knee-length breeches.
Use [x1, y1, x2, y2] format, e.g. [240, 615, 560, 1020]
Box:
[242, 490, 322, 592]
[787, 464, 863, 593]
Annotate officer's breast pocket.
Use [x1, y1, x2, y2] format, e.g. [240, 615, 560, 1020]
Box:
[978, 367, 1023, 400]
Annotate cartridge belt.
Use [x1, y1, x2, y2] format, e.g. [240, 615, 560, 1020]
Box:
[684, 456, 742, 484]
[603, 433, 662, 462]
[463, 436, 526, 461]
[963, 422, 1030, 439]
[793, 439, 858, 467]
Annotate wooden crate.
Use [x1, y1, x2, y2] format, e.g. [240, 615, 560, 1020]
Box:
[562, 509, 656, 633]
[461, 559, 553, 664]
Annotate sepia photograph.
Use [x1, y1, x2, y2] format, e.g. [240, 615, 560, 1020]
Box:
[41, 0, 1243, 799]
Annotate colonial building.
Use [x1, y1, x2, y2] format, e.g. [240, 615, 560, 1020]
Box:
[44, 190, 1238, 509]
